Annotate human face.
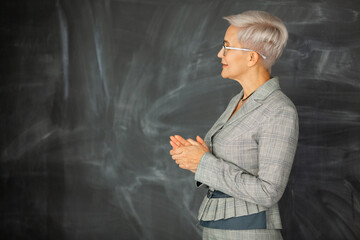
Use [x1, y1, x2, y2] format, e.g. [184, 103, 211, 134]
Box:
[217, 25, 249, 80]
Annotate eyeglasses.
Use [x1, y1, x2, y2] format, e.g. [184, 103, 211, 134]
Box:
[222, 41, 266, 59]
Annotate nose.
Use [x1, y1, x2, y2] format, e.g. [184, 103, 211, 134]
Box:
[217, 47, 224, 59]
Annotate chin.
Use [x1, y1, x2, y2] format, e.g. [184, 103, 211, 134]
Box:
[220, 71, 228, 79]
[221, 73, 233, 80]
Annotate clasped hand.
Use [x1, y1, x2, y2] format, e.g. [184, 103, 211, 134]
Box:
[169, 135, 210, 173]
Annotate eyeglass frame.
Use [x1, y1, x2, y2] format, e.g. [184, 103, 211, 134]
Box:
[222, 41, 267, 59]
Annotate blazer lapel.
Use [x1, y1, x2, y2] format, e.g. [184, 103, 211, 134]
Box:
[226, 77, 281, 126]
[206, 77, 281, 144]
[225, 97, 261, 126]
[204, 93, 241, 145]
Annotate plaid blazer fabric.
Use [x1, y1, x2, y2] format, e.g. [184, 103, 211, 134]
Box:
[202, 228, 283, 240]
[194, 77, 299, 229]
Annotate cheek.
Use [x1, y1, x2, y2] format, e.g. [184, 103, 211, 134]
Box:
[226, 54, 239, 65]
[224, 57, 246, 78]
[225, 56, 239, 70]
[228, 54, 246, 69]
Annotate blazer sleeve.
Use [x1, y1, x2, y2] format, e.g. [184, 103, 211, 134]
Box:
[194, 105, 299, 208]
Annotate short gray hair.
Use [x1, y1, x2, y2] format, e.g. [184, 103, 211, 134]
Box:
[224, 10, 288, 70]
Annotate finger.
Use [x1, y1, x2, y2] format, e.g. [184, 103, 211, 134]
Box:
[170, 137, 180, 146]
[170, 136, 182, 147]
[171, 147, 183, 155]
[187, 138, 200, 146]
[170, 151, 180, 157]
[196, 135, 207, 146]
[175, 135, 191, 146]
[179, 164, 188, 169]
[196, 136, 209, 150]
[170, 140, 182, 149]
[196, 136, 205, 143]
[170, 141, 178, 149]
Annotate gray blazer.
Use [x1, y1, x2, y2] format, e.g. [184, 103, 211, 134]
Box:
[194, 77, 299, 229]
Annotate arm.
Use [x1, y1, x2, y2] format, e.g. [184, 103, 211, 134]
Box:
[194, 105, 299, 208]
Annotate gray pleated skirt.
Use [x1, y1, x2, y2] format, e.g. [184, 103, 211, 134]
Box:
[202, 227, 283, 240]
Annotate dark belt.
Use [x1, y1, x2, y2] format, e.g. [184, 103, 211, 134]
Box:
[202, 189, 267, 230]
[199, 211, 267, 230]
[207, 189, 231, 198]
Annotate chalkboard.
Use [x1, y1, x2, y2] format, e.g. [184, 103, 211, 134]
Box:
[1, 0, 360, 239]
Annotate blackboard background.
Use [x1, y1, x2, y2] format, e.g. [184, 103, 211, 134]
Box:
[1, 0, 360, 239]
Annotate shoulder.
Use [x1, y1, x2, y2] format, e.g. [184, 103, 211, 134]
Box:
[262, 90, 298, 119]
[258, 91, 299, 139]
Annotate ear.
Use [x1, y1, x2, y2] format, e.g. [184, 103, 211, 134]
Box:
[247, 51, 260, 67]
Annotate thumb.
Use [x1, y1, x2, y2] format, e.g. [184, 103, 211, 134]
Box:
[187, 138, 200, 146]
[196, 135, 205, 143]
[196, 136, 209, 149]
[196, 136, 207, 147]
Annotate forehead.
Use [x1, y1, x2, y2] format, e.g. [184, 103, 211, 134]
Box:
[224, 25, 241, 45]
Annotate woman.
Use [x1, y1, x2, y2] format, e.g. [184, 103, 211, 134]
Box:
[169, 10, 298, 239]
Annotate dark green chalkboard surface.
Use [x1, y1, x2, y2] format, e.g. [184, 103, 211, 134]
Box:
[1, 0, 360, 239]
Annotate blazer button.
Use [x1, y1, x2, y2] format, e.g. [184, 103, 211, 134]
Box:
[207, 189, 214, 198]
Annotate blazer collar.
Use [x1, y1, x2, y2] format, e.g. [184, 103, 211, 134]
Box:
[251, 76, 281, 102]
[205, 77, 281, 146]
[211, 76, 280, 128]
[225, 76, 281, 126]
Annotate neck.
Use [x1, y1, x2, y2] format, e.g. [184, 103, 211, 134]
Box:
[235, 66, 271, 98]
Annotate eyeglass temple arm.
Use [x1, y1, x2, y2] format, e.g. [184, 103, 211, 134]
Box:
[224, 46, 267, 59]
